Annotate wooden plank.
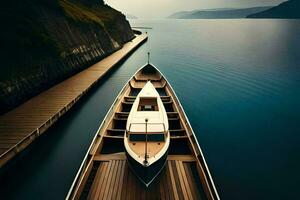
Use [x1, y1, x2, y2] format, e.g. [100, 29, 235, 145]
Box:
[178, 161, 194, 200]
[88, 162, 105, 199]
[167, 155, 196, 161]
[95, 161, 112, 200]
[175, 161, 190, 200]
[94, 153, 126, 161]
[0, 140, 21, 145]
[111, 161, 123, 199]
[0, 136, 24, 140]
[164, 166, 174, 200]
[87, 162, 105, 200]
[114, 160, 126, 200]
[118, 163, 129, 199]
[101, 160, 117, 200]
[171, 161, 184, 200]
[183, 162, 201, 200]
[0, 127, 35, 131]
[106, 160, 120, 200]
[0, 144, 15, 149]
[103, 135, 124, 139]
[167, 161, 179, 200]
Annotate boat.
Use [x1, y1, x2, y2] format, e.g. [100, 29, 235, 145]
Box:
[124, 81, 170, 186]
[66, 63, 220, 200]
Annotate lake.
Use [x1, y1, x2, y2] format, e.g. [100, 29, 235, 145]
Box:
[1, 19, 300, 200]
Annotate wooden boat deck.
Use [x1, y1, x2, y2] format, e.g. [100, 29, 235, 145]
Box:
[67, 64, 219, 200]
[80, 154, 205, 200]
[0, 33, 148, 168]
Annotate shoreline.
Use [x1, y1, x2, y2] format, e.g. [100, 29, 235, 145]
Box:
[0, 33, 148, 168]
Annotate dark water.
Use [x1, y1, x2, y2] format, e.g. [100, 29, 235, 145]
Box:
[1, 19, 300, 200]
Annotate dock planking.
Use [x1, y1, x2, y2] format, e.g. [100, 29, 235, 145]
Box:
[0, 33, 148, 167]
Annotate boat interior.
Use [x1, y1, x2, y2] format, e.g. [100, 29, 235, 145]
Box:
[68, 64, 219, 200]
[137, 97, 159, 111]
[128, 132, 165, 159]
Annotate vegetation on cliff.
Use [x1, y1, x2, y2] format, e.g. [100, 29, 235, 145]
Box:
[0, 0, 134, 113]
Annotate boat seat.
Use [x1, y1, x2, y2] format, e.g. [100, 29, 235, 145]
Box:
[163, 102, 174, 112]
[170, 135, 188, 139]
[156, 87, 168, 96]
[121, 101, 133, 112]
[160, 96, 171, 102]
[114, 112, 129, 119]
[169, 137, 192, 155]
[170, 129, 186, 136]
[100, 137, 124, 154]
[169, 118, 182, 130]
[107, 129, 125, 136]
[167, 112, 179, 118]
[124, 96, 136, 102]
[134, 74, 162, 81]
[113, 118, 127, 129]
[128, 87, 141, 96]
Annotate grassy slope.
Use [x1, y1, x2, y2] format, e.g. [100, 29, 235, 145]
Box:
[0, 0, 131, 82]
[60, 0, 128, 43]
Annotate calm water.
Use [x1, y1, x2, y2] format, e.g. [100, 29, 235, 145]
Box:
[1, 19, 300, 200]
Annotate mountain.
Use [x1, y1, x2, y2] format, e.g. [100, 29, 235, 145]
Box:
[168, 7, 272, 19]
[0, 0, 134, 113]
[168, 10, 199, 19]
[247, 0, 300, 18]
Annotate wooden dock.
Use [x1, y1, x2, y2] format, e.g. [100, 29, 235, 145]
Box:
[0, 33, 148, 167]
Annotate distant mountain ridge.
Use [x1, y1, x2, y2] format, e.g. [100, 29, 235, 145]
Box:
[247, 0, 300, 18]
[168, 7, 272, 19]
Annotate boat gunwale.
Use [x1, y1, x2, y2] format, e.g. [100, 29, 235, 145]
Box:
[65, 64, 150, 200]
[164, 78, 220, 200]
[66, 63, 220, 200]
[153, 64, 220, 200]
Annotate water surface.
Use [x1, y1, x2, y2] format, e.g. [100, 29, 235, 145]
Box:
[1, 19, 300, 200]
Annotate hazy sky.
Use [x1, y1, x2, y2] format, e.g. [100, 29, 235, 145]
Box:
[105, 0, 285, 18]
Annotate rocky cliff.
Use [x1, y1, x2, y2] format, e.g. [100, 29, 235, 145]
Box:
[0, 0, 134, 114]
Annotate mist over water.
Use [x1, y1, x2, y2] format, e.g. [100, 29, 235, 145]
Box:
[1, 19, 300, 199]
[105, 0, 285, 18]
